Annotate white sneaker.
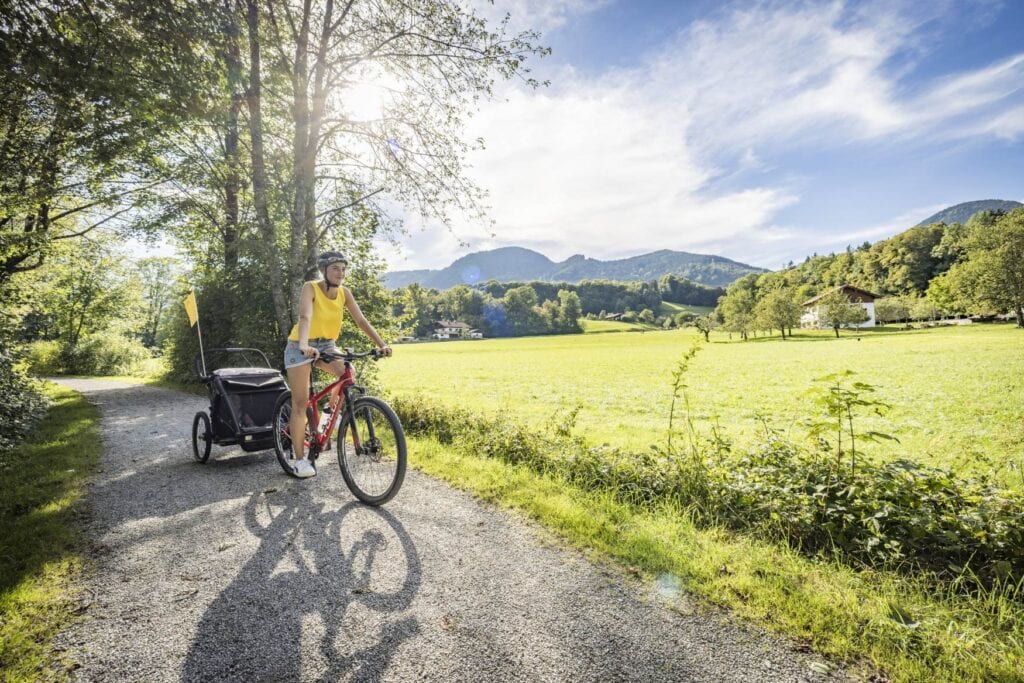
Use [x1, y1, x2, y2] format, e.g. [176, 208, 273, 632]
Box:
[292, 458, 316, 479]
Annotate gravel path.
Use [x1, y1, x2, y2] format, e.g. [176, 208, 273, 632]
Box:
[54, 378, 850, 682]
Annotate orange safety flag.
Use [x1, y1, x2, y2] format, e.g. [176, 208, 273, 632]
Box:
[183, 291, 199, 327]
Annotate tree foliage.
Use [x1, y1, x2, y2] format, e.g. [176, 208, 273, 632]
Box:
[135, 257, 181, 348]
[939, 209, 1024, 327]
[391, 282, 583, 338]
[0, 0, 217, 283]
[754, 287, 801, 339]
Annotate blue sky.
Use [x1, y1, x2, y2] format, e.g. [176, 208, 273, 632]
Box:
[386, 0, 1024, 272]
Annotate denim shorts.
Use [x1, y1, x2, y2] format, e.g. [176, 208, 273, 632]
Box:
[283, 339, 340, 369]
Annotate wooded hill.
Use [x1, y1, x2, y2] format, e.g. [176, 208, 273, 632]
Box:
[714, 204, 1024, 338]
[916, 199, 1021, 226]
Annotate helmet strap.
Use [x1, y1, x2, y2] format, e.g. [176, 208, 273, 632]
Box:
[322, 269, 340, 289]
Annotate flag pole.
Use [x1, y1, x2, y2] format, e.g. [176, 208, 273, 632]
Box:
[196, 314, 207, 377]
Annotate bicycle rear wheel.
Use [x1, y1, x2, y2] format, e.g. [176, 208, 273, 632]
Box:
[272, 391, 315, 476]
[337, 396, 406, 505]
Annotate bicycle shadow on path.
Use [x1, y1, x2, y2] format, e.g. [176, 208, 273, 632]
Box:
[181, 492, 421, 682]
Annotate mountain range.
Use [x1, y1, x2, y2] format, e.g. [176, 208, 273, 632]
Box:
[385, 199, 1022, 291]
[383, 247, 765, 290]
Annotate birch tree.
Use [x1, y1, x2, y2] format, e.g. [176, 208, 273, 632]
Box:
[242, 0, 547, 333]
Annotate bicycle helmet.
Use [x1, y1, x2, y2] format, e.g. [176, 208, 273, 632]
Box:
[317, 250, 348, 269]
[317, 250, 348, 289]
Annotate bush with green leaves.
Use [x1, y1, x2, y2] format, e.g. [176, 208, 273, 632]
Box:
[64, 332, 153, 376]
[24, 340, 64, 375]
[0, 347, 49, 452]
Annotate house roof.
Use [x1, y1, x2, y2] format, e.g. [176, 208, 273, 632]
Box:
[802, 285, 880, 307]
[434, 320, 471, 328]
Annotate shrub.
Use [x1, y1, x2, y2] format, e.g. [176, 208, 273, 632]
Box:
[64, 332, 153, 376]
[24, 340, 64, 375]
[0, 347, 49, 452]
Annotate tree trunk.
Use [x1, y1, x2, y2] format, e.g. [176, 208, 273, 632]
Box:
[834, 326, 840, 338]
[222, 0, 243, 271]
[287, 0, 313, 307]
[244, 0, 291, 335]
[285, 0, 336, 305]
[303, 0, 334, 278]
[1016, 305, 1023, 328]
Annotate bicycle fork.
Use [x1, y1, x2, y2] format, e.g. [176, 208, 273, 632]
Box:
[341, 385, 371, 455]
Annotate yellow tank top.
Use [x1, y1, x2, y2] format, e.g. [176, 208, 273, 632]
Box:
[288, 281, 345, 341]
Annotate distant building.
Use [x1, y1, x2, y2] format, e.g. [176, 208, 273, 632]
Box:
[800, 285, 879, 329]
[432, 320, 471, 339]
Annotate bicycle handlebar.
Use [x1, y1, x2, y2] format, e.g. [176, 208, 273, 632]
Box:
[310, 348, 386, 364]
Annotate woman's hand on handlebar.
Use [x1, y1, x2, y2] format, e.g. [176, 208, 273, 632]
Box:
[377, 345, 392, 358]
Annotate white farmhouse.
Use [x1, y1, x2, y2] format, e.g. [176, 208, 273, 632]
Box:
[800, 285, 879, 329]
[432, 320, 471, 339]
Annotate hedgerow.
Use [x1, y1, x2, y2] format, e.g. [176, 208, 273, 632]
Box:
[390, 387, 1024, 593]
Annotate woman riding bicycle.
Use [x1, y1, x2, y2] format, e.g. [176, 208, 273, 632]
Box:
[282, 250, 391, 478]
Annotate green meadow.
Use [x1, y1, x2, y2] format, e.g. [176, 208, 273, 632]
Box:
[381, 324, 1023, 481]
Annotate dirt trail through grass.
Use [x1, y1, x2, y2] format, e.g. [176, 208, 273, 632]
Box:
[48, 378, 848, 682]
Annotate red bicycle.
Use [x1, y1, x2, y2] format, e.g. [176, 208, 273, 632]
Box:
[271, 348, 406, 505]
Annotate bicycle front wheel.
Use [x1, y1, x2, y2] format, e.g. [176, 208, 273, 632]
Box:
[337, 396, 406, 505]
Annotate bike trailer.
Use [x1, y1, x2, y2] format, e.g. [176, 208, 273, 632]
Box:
[192, 348, 287, 461]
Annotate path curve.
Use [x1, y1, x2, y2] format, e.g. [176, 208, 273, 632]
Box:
[54, 379, 848, 682]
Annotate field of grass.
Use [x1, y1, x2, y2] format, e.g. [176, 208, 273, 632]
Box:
[380, 324, 1023, 480]
[0, 384, 101, 681]
[384, 325, 1024, 681]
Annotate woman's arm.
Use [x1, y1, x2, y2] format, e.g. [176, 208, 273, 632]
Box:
[343, 286, 392, 355]
[295, 283, 318, 357]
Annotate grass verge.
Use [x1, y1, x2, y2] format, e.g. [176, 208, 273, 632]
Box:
[0, 383, 102, 682]
[407, 434, 1024, 682]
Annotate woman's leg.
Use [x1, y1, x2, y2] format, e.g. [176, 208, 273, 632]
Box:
[286, 362, 312, 460]
[314, 357, 346, 409]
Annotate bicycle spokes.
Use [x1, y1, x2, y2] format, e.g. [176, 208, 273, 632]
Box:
[339, 399, 404, 502]
[275, 401, 312, 452]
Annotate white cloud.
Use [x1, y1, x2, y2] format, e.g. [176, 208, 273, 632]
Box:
[657, 1, 1024, 148]
[386, 1, 1024, 272]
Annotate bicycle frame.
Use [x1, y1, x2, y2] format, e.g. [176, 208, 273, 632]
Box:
[305, 361, 367, 454]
